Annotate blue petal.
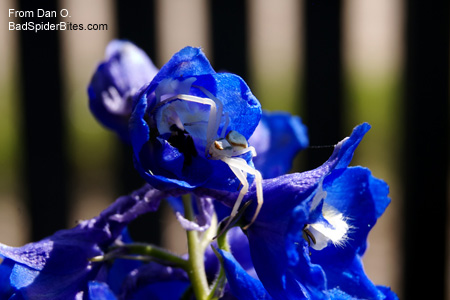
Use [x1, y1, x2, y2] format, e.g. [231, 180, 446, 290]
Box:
[130, 82, 209, 190]
[204, 227, 255, 281]
[167, 196, 214, 231]
[106, 258, 142, 295]
[377, 286, 399, 300]
[88, 40, 158, 142]
[326, 288, 358, 299]
[0, 184, 176, 299]
[247, 222, 327, 299]
[130, 49, 262, 193]
[239, 124, 373, 299]
[326, 287, 398, 300]
[106, 234, 142, 296]
[308, 167, 391, 299]
[191, 73, 261, 140]
[119, 263, 189, 300]
[249, 111, 309, 179]
[218, 250, 273, 300]
[232, 123, 371, 216]
[334, 123, 371, 169]
[150, 46, 215, 86]
[88, 281, 117, 300]
[0, 260, 14, 298]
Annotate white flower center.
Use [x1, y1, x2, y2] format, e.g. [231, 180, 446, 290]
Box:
[303, 182, 351, 251]
[308, 203, 350, 250]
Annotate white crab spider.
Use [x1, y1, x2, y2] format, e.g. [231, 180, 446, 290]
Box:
[153, 84, 263, 230]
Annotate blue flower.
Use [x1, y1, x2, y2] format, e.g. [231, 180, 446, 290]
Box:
[218, 249, 273, 300]
[130, 46, 262, 193]
[118, 263, 190, 300]
[0, 185, 176, 300]
[88, 281, 117, 300]
[248, 110, 309, 179]
[219, 123, 398, 299]
[167, 196, 215, 231]
[88, 40, 158, 142]
[203, 226, 255, 280]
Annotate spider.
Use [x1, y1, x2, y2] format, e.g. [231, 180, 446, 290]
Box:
[152, 82, 263, 231]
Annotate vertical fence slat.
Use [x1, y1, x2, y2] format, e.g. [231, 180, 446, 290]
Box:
[18, 0, 68, 241]
[403, 1, 449, 298]
[115, 0, 159, 244]
[303, 0, 343, 169]
[210, 0, 248, 79]
[116, 0, 156, 59]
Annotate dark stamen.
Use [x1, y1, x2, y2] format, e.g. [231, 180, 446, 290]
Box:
[168, 124, 198, 166]
[302, 224, 316, 246]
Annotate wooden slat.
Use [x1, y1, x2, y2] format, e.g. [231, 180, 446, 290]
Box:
[115, 0, 160, 244]
[403, 1, 449, 298]
[18, 0, 68, 241]
[210, 0, 248, 79]
[303, 0, 343, 169]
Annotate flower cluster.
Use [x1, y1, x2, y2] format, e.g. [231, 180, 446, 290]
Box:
[0, 41, 398, 300]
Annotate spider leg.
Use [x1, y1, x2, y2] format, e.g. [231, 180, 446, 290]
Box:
[242, 168, 263, 230]
[193, 85, 224, 137]
[222, 157, 263, 230]
[157, 94, 219, 154]
[232, 145, 257, 157]
[220, 157, 249, 229]
[220, 112, 230, 138]
[172, 94, 218, 152]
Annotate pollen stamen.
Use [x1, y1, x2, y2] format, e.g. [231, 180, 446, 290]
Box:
[302, 224, 316, 246]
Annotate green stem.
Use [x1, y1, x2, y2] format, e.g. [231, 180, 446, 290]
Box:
[217, 229, 231, 252]
[122, 243, 188, 269]
[207, 219, 231, 300]
[200, 213, 217, 251]
[90, 243, 188, 270]
[183, 194, 210, 300]
[207, 246, 226, 300]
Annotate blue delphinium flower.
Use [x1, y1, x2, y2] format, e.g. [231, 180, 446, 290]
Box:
[118, 262, 190, 299]
[218, 249, 273, 300]
[167, 196, 215, 232]
[88, 40, 158, 142]
[248, 110, 309, 179]
[0, 185, 177, 300]
[300, 167, 398, 300]
[205, 124, 397, 299]
[129, 46, 262, 193]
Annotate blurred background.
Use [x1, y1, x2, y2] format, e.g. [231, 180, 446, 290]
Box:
[0, 0, 448, 299]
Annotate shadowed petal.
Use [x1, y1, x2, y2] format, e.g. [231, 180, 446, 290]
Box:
[218, 250, 273, 300]
[88, 40, 158, 142]
[249, 111, 309, 179]
[0, 185, 179, 299]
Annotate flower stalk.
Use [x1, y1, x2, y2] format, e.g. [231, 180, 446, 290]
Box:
[119, 243, 188, 269]
[183, 194, 210, 300]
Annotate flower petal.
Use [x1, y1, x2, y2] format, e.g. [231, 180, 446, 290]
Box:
[0, 184, 177, 299]
[119, 263, 189, 300]
[218, 249, 273, 300]
[150, 46, 215, 87]
[309, 167, 392, 299]
[88, 281, 117, 300]
[167, 196, 214, 231]
[130, 48, 262, 193]
[88, 40, 158, 141]
[239, 124, 374, 299]
[249, 111, 309, 179]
